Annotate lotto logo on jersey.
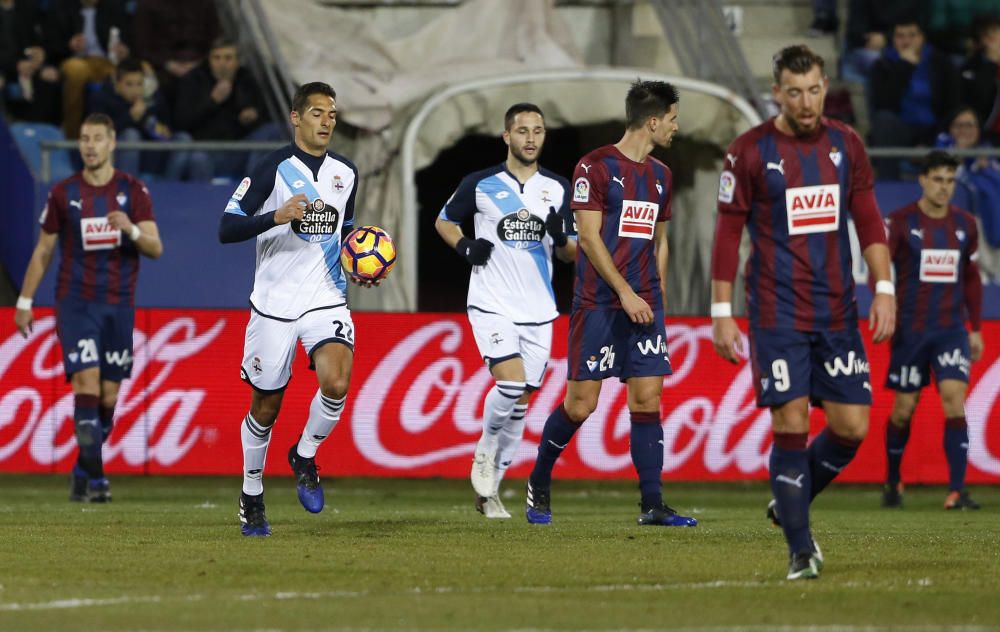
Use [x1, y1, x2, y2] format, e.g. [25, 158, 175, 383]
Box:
[80, 217, 121, 251]
[785, 184, 840, 235]
[919, 248, 960, 283]
[618, 200, 658, 239]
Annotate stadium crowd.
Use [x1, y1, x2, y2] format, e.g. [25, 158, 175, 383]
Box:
[0, 0, 278, 181]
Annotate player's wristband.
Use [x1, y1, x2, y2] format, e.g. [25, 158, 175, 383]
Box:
[15, 296, 32, 311]
[875, 280, 895, 296]
[710, 302, 732, 318]
[128, 224, 142, 241]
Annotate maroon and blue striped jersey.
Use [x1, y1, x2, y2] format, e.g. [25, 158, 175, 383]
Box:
[40, 170, 154, 306]
[712, 118, 885, 331]
[887, 203, 981, 333]
[569, 144, 671, 310]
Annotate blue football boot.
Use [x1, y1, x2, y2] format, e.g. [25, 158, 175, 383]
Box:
[288, 443, 324, 513]
[88, 477, 112, 503]
[69, 464, 89, 502]
[525, 481, 552, 524]
[637, 503, 698, 527]
[239, 492, 271, 537]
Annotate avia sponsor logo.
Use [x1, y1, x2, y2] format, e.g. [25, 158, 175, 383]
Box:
[496, 208, 545, 250]
[80, 217, 121, 251]
[919, 248, 960, 283]
[823, 350, 870, 377]
[636, 335, 668, 356]
[618, 200, 658, 240]
[785, 184, 840, 235]
[291, 200, 339, 243]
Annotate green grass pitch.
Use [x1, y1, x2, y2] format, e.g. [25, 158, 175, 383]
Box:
[0, 475, 997, 630]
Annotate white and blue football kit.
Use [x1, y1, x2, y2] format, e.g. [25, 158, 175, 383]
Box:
[223, 143, 358, 391]
[439, 164, 573, 387]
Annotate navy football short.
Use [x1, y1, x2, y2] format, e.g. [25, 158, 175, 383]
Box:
[886, 328, 971, 392]
[55, 297, 135, 382]
[567, 307, 672, 382]
[748, 327, 872, 408]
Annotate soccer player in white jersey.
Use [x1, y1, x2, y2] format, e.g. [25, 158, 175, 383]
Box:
[435, 103, 577, 518]
[219, 82, 375, 536]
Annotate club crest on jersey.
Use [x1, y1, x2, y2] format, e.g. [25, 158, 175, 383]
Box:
[574, 177, 590, 203]
[115, 192, 127, 207]
[252, 356, 262, 374]
[497, 208, 545, 250]
[541, 191, 552, 204]
[956, 229, 966, 241]
[80, 217, 121, 250]
[829, 147, 842, 167]
[586, 356, 598, 371]
[718, 170, 736, 203]
[618, 200, 658, 240]
[919, 248, 960, 283]
[291, 198, 339, 243]
[785, 184, 840, 235]
[655, 181, 663, 195]
[332, 175, 344, 191]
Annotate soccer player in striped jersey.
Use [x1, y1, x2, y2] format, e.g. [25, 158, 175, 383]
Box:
[710, 45, 895, 579]
[15, 113, 164, 503]
[882, 151, 983, 511]
[436, 103, 576, 519]
[524, 80, 697, 528]
[219, 82, 373, 536]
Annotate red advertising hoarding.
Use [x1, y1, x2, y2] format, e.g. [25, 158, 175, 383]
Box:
[1, 308, 998, 483]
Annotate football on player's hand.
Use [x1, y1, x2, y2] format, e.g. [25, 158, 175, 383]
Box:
[340, 226, 396, 282]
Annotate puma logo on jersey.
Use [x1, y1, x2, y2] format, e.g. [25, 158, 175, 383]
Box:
[70, 199, 82, 209]
[612, 176, 625, 188]
[580, 163, 592, 173]
[766, 160, 784, 175]
[726, 153, 738, 167]
[910, 228, 924, 240]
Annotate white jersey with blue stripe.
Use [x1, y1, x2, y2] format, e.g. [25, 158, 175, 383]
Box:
[440, 164, 574, 324]
[224, 143, 357, 320]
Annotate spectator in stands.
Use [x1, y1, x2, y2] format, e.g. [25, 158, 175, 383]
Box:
[936, 106, 1000, 249]
[869, 16, 961, 179]
[0, 0, 60, 124]
[842, 0, 931, 89]
[89, 56, 198, 180]
[173, 37, 281, 182]
[960, 15, 1000, 144]
[927, 0, 1000, 57]
[808, 0, 838, 36]
[132, 0, 220, 99]
[44, 0, 132, 138]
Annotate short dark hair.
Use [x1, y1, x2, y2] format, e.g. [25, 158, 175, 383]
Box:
[973, 14, 1000, 44]
[81, 112, 115, 132]
[892, 15, 923, 32]
[772, 45, 826, 84]
[624, 79, 679, 130]
[947, 105, 979, 127]
[921, 150, 960, 174]
[210, 36, 238, 52]
[504, 103, 543, 130]
[115, 57, 144, 80]
[292, 82, 337, 115]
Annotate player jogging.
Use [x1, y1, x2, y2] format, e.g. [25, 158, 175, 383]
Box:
[435, 103, 576, 518]
[524, 80, 697, 528]
[710, 45, 895, 580]
[882, 150, 983, 511]
[219, 81, 374, 536]
[15, 112, 163, 502]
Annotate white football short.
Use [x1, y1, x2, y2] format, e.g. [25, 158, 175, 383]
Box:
[467, 309, 553, 388]
[240, 305, 354, 392]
